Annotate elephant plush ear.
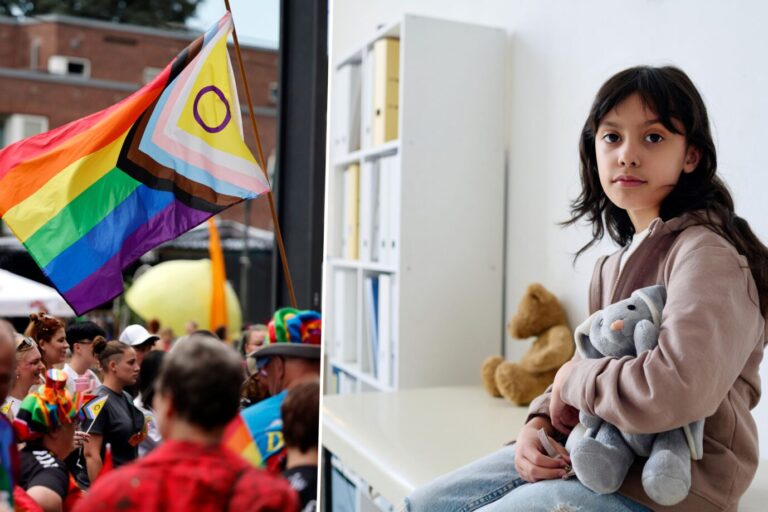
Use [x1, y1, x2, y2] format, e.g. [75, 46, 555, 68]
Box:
[574, 312, 604, 359]
[632, 285, 667, 328]
[641, 284, 666, 308]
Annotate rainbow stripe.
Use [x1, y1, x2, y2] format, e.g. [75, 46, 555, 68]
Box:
[224, 390, 287, 470]
[225, 414, 266, 467]
[0, 13, 268, 314]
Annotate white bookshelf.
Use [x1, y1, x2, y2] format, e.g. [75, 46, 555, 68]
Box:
[323, 14, 506, 396]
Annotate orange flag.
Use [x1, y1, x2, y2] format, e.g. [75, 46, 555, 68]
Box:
[208, 218, 228, 335]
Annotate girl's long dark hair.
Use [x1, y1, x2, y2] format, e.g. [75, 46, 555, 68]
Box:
[139, 350, 165, 408]
[564, 66, 768, 314]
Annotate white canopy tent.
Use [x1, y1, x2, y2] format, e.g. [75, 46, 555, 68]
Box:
[0, 269, 74, 317]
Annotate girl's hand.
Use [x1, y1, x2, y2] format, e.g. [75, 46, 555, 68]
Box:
[550, 361, 580, 435]
[73, 431, 90, 449]
[515, 417, 571, 482]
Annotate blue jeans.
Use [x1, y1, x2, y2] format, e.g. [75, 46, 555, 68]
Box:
[405, 444, 651, 512]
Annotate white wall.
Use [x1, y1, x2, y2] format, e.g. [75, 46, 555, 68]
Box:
[330, 0, 768, 458]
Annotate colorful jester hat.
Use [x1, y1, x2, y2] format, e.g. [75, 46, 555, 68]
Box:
[254, 308, 321, 360]
[14, 369, 84, 441]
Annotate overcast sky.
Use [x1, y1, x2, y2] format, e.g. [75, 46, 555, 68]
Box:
[188, 0, 279, 48]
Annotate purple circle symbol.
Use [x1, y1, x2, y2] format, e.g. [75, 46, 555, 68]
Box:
[193, 85, 231, 133]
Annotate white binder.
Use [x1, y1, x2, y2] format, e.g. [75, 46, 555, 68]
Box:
[333, 270, 357, 362]
[377, 157, 391, 265]
[334, 63, 361, 154]
[358, 161, 376, 262]
[377, 274, 392, 387]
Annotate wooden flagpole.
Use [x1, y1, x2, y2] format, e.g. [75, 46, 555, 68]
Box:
[223, 0, 298, 309]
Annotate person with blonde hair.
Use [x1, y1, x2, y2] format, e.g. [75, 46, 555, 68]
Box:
[2, 336, 45, 420]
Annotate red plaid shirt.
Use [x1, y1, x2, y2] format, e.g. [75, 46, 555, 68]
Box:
[72, 440, 298, 512]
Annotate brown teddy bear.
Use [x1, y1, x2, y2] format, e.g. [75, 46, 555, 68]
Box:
[482, 283, 574, 406]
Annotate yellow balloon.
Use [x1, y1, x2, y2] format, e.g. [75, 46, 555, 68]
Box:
[125, 259, 242, 340]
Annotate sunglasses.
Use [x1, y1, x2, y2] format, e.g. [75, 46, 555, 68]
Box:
[256, 356, 271, 372]
[16, 336, 38, 352]
[254, 355, 284, 377]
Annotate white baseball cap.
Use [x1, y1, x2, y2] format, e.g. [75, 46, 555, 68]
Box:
[119, 324, 160, 347]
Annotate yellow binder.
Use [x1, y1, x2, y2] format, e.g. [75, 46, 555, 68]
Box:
[372, 38, 400, 145]
[343, 163, 360, 260]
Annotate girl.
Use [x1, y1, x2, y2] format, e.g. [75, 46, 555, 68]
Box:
[406, 66, 767, 512]
[133, 350, 165, 457]
[239, 324, 268, 357]
[16, 369, 83, 512]
[79, 339, 145, 489]
[25, 314, 67, 370]
[239, 325, 271, 408]
[3, 336, 45, 419]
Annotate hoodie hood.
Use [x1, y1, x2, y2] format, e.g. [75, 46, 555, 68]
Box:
[645, 210, 726, 239]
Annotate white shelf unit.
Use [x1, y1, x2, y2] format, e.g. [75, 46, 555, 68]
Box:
[323, 14, 506, 396]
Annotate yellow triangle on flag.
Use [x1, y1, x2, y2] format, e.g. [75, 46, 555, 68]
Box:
[1, 401, 12, 420]
[176, 29, 257, 163]
[84, 394, 109, 422]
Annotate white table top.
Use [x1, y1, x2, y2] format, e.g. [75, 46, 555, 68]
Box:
[323, 386, 768, 510]
[322, 386, 530, 505]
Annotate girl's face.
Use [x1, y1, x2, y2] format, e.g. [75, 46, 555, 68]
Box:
[17, 347, 44, 390]
[245, 330, 266, 355]
[595, 93, 700, 231]
[110, 348, 140, 387]
[40, 328, 68, 366]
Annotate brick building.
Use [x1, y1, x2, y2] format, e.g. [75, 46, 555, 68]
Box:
[0, 13, 278, 231]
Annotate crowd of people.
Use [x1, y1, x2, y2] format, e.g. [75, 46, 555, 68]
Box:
[0, 307, 321, 512]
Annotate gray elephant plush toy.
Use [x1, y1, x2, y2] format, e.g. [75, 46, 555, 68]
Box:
[566, 284, 705, 506]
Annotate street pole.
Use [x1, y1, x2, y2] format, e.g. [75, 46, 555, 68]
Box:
[239, 200, 251, 320]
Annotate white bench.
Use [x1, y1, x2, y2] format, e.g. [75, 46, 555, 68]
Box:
[323, 386, 767, 510]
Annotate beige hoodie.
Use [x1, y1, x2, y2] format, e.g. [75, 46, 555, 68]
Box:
[528, 213, 766, 511]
